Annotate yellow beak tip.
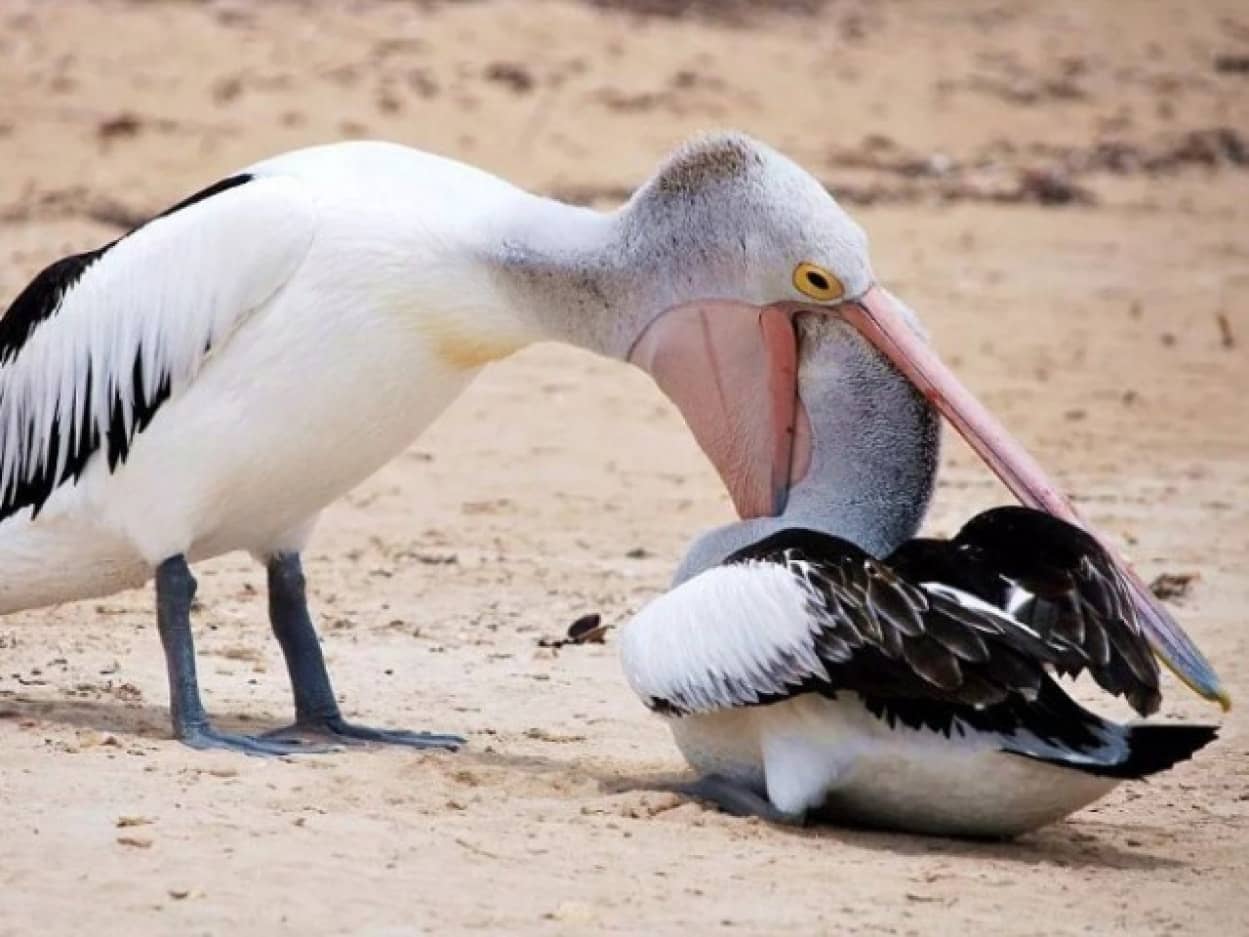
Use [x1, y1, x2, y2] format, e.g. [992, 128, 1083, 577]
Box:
[1157, 652, 1230, 712]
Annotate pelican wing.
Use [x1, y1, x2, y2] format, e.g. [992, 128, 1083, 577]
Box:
[620, 529, 1060, 719]
[0, 174, 316, 520]
[889, 507, 1161, 714]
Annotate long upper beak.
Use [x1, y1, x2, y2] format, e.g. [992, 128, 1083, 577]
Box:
[837, 285, 1229, 710]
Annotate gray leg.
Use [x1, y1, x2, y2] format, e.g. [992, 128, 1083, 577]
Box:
[155, 556, 325, 756]
[261, 552, 463, 750]
[674, 774, 807, 826]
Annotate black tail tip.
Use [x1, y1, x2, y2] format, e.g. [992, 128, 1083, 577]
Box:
[1118, 723, 1219, 778]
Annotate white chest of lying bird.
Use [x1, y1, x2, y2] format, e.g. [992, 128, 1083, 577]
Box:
[0, 132, 1224, 756]
[621, 508, 1217, 837]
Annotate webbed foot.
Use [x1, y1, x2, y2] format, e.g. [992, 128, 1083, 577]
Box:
[674, 774, 807, 826]
[263, 715, 464, 750]
[179, 722, 339, 757]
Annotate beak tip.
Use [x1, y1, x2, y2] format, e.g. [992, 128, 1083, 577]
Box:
[1165, 656, 1232, 712]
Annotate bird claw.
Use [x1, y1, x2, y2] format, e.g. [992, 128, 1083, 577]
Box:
[262, 715, 465, 751]
[178, 724, 340, 757]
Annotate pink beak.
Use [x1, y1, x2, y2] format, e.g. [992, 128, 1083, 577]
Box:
[629, 286, 1228, 709]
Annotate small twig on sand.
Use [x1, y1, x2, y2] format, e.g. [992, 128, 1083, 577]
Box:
[1216, 312, 1235, 349]
[455, 837, 503, 860]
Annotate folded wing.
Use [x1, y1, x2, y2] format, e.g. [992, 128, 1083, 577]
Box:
[888, 507, 1161, 714]
[0, 174, 316, 521]
[620, 528, 1061, 719]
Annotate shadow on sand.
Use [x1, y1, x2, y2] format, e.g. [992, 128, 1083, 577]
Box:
[0, 693, 1188, 874]
[599, 769, 1187, 873]
[0, 692, 284, 740]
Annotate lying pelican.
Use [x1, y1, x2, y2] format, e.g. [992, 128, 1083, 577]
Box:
[0, 133, 1224, 755]
[620, 507, 1218, 836]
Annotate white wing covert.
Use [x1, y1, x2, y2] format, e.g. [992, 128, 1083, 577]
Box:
[620, 562, 832, 715]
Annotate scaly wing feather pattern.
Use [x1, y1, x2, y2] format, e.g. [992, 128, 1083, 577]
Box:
[620, 528, 1062, 719]
[890, 507, 1161, 714]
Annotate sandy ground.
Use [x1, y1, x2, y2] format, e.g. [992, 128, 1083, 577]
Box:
[1, 1, 1248, 934]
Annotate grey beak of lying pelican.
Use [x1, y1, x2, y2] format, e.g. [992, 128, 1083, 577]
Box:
[631, 280, 1229, 711]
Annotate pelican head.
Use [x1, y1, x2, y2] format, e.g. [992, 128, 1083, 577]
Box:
[559, 132, 1224, 708]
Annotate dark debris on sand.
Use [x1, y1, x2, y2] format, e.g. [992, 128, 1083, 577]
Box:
[1150, 572, 1199, 603]
[538, 613, 611, 649]
[582, 0, 827, 24]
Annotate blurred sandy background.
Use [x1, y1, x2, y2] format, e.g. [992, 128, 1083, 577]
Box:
[1, 1, 1247, 934]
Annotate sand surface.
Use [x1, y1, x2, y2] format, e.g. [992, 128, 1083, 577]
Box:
[1, 1, 1247, 934]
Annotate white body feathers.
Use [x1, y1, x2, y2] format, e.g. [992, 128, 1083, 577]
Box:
[668, 699, 1115, 837]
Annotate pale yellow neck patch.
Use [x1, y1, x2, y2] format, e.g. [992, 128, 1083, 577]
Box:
[417, 311, 532, 370]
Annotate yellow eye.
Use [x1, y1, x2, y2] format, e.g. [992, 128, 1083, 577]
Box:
[793, 262, 844, 302]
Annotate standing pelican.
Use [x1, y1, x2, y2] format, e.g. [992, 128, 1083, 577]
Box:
[0, 133, 1224, 755]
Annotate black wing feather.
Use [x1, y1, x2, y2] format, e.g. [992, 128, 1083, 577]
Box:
[890, 506, 1162, 715]
[964, 509, 1159, 714]
[725, 528, 1060, 724]
[0, 174, 253, 522]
